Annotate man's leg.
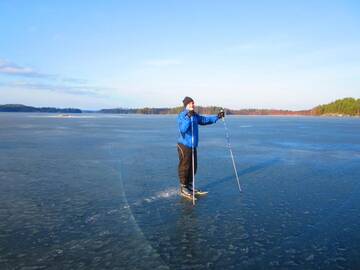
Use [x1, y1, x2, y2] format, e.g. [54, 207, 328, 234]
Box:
[188, 148, 197, 187]
[177, 144, 192, 193]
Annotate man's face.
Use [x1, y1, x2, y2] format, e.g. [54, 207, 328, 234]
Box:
[186, 101, 195, 111]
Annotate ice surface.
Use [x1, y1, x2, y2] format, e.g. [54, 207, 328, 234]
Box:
[0, 113, 359, 269]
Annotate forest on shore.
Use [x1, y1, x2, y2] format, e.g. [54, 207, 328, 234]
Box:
[1, 97, 359, 116]
[99, 97, 360, 116]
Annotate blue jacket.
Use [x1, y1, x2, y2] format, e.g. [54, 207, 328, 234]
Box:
[177, 109, 219, 148]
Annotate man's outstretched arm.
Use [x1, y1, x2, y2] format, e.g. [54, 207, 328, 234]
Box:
[197, 114, 219, 125]
[198, 110, 225, 125]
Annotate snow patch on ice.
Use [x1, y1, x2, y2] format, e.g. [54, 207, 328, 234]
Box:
[136, 188, 178, 205]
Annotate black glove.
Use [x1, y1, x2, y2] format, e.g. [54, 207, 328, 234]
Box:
[217, 110, 225, 119]
[187, 110, 195, 118]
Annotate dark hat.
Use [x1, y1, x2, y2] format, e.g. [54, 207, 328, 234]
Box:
[182, 96, 194, 107]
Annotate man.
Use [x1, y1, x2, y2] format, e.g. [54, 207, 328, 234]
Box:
[177, 96, 225, 198]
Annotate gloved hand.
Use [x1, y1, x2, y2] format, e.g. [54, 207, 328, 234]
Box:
[187, 110, 195, 118]
[217, 110, 225, 119]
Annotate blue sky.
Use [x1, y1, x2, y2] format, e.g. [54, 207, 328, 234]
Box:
[0, 1, 359, 110]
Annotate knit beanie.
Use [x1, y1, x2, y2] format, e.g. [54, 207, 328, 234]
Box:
[182, 96, 194, 107]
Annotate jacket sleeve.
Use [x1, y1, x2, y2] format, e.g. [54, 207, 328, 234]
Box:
[178, 113, 191, 133]
[197, 114, 219, 125]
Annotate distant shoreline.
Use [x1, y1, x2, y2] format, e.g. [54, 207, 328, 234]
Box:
[1, 97, 359, 117]
[2, 111, 360, 118]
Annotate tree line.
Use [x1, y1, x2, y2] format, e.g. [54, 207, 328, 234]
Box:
[2, 97, 359, 116]
[313, 98, 360, 116]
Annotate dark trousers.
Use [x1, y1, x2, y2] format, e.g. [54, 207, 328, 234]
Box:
[177, 143, 197, 186]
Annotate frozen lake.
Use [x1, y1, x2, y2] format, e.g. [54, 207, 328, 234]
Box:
[0, 113, 359, 269]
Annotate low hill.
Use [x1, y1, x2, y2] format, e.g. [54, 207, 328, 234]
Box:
[100, 98, 358, 116]
[313, 98, 360, 116]
[1, 97, 359, 116]
[0, 104, 82, 113]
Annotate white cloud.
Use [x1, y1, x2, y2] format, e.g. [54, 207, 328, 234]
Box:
[0, 80, 113, 97]
[0, 58, 115, 98]
[0, 59, 45, 77]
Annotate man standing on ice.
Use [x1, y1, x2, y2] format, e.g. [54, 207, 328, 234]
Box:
[177, 96, 225, 198]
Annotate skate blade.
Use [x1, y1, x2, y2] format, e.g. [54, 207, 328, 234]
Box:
[180, 192, 197, 201]
[195, 191, 208, 196]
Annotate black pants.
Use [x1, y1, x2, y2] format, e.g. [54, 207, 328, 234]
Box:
[177, 143, 197, 186]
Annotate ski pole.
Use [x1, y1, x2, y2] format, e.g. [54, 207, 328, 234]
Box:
[220, 109, 242, 193]
[191, 116, 196, 205]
